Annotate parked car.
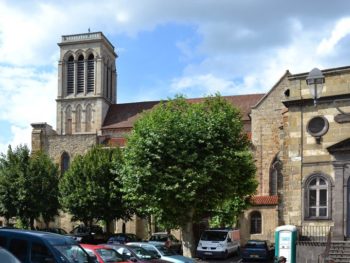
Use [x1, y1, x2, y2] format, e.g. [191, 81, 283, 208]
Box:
[81, 244, 129, 263]
[196, 228, 240, 259]
[149, 232, 182, 254]
[104, 243, 169, 263]
[69, 224, 109, 244]
[107, 233, 142, 244]
[40, 227, 68, 235]
[127, 242, 194, 263]
[241, 240, 274, 262]
[0, 247, 20, 263]
[0, 228, 95, 263]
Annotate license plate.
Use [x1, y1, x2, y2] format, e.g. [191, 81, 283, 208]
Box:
[204, 252, 212, 255]
[250, 255, 259, 258]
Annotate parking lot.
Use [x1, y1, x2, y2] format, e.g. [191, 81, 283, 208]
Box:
[195, 256, 274, 263]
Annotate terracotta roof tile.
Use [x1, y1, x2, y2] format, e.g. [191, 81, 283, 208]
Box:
[250, 195, 278, 206]
[102, 94, 265, 130]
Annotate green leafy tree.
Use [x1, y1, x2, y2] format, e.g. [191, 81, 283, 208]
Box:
[29, 151, 60, 228]
[16, 149, 59, 229]
[122, 95, 257, 257]
[59, 146, 131, 232]
[209, 196, 251, 228]
[0, 145, 29, 225]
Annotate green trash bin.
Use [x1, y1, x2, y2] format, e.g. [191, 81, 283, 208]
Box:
[275, 225, 297, 263]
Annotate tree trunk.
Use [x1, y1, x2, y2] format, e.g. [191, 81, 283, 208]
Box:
[4, 216, 9, 227]
[105, 220, 111, 234]
[147, 215, 153, 239]
[180, 210, 195, 258]
[30, 217, 35, 230]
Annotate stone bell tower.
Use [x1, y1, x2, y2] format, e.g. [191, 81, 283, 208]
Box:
[56, 32, 117, 135]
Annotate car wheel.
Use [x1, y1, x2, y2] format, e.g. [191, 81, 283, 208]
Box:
[224, 250, 229, 259]
[235, 247, 241, 256]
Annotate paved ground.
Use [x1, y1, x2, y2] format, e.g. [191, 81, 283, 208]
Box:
[195, 256, 274, 263]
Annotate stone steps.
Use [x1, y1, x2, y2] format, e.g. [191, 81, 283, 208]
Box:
[328, 241, 350, 262]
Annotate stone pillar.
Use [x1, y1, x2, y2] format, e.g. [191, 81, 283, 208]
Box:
[333, 163, 344, 240]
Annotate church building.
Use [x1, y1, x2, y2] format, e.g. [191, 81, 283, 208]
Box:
[31, 32, 350, 245]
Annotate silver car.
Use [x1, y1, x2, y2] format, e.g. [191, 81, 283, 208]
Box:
[127, 242, 193, 263]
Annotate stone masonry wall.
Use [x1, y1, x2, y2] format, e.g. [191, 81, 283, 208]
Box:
[283, 69, 350, 229]
[240, 206, 278, 244]
[251, 74, 289, 196]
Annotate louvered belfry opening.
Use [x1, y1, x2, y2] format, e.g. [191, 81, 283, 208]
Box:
[77, 54, 84, 93]
[87, 54, 95, 93]
[67, 56, 74, 94]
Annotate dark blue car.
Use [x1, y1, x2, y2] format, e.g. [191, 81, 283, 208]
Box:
[0, 229, 95, 263]
[241, 240, 274, 262]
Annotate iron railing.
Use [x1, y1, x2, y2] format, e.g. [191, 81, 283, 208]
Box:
[297, 225, 330, 243]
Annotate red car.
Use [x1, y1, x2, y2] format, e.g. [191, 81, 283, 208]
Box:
[81, 244, 129, 263]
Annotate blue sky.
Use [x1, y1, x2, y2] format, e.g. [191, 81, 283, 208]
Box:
[2, 0, 350, 154]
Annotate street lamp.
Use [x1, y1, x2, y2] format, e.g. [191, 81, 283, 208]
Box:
[306, 68, 325, 106]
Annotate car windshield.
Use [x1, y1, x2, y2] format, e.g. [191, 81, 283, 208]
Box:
[97, 248, 125, 262]
[150, 234, 167, 242]
[156, 245, 177, 256]
[200, 231, 228, 241]
[245, 241, 266, 248]
[53, 244, 90, 263]
[130, 246, 156, 259]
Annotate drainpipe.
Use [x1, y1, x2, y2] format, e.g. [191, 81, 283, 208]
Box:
[300, 79, 304, 226]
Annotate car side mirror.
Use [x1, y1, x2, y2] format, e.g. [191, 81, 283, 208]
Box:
[227, 238, 232, 242]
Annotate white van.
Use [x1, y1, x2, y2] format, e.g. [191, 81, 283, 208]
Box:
[196, 229, 240, 259]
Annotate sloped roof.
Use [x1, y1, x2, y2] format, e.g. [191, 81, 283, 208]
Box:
[250, 195, 278, 206]
[252, 70, 290, 109]
[102, 94, 265, 130]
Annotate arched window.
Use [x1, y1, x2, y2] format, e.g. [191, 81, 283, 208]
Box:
[77, 54, 84, 93]
[76, 105, 82, 132]
[87, 54, 95, 93]
[65, 106, 72, 135]
[250, 211, 262, 234]
[269, 155, 282, 196]
[60, 152, 70, 176]
[304, 174, 331, 219]
[86, 104, 92, 132]
[67, 55, 74, 95]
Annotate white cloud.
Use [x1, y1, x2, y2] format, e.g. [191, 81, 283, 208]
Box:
[2, 0, 350, 154]
[317, 17, 350, 55]
[0, 65, 56, 153]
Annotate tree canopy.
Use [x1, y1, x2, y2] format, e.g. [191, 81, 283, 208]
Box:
[59, 146, 132, 231]
[0, 145, 59, 228]
[122, 95, 257, 256]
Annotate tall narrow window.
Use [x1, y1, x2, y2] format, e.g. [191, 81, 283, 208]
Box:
[308, 177, 328, 218]
[77, 54, 84, 93]
[60, 152, 70, 176]
[67, 56, 74, 94]
[269, 155, 281, 196]
[65, 106, 72, 135]
[86, 104, 92, 132]
[76, 105, 82, 132]
[87, 54, 95, 93]
[250, 211, 262, 234]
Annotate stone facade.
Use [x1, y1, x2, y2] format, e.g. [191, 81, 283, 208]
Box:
[282, 67, 350, 240]
[240, 205, 278, 244]
[30, 31, 350, 244]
